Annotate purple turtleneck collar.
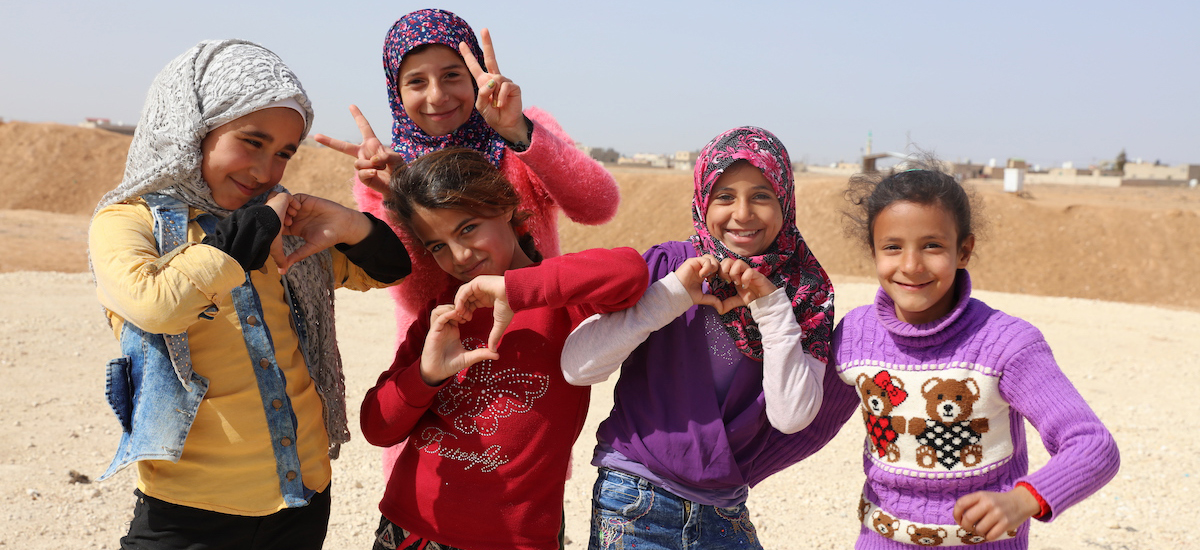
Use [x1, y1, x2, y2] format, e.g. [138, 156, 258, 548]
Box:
[873, 270, 979, 347]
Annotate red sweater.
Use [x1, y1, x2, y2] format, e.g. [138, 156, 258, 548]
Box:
[360, 248, 648, 550]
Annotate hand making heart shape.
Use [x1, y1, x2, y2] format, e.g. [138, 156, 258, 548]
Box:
[675, 255, 779, 314]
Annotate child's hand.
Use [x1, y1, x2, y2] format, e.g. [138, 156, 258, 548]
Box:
[953, 486, 1040, 542]
[420, 304, 500, 386]
[674, 255, 728, 310]
[312, 105, 403, 196]
[458, 29, 528, 147]
[276, 194, 374, 273]
[453, 275, 513, 352]
[264, 192, 291, 272]
[717, 258, 778, 307]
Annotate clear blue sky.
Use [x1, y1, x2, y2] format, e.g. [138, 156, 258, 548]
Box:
[3, 1, 1196, 168]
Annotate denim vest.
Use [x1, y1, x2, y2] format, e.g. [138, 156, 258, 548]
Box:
[100, 194, 316, 507]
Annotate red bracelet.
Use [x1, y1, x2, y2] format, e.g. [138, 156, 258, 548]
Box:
[1016, 481, 1050, 519]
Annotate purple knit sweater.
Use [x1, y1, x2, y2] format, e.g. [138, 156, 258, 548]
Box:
[832, 271, 1119, 549]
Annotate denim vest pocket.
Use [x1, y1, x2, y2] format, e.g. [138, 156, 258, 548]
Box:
[105, 356, 134, 433]
[99, 323, 209, 481]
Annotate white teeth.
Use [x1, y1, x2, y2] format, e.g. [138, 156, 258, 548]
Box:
[731, 230, 757, 237]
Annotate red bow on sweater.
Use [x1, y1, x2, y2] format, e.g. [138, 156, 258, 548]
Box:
[873, 371, 907, 406]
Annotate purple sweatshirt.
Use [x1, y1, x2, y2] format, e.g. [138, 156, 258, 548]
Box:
[833, 271, 1119, 549]
[589, 241, 859, 505]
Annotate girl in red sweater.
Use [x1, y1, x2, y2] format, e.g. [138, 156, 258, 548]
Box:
[360, 147, 648, 550]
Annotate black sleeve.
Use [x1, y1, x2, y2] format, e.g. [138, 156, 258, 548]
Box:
[200, 205, 281, 272]
[334, 212, 412, 283]
[501, 114, 535, 152]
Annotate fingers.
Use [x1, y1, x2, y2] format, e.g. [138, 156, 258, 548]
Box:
[269, 232, 288, 274]
[717, 257, 750, 291]
[714, 295, 747, 316]
[460, 31, 516, 113]
[460, 347, 500, 367]
[353, 156, 390, 172]
[487, 300, 514, 351]
[283, 194, 305, 229]
[430, 304, 457, 325]
[729, 259, 750, 287]
[458, 41, 485, 79]
[953, 492, 980, 525]
[360, 173, 392, 197]
[954, 492, 1009, 542]
[349, 104, 379, 142]
[479, 28, 501, 75]
[264, 192, 290, 225]
[312, 133, 359, 158]
[453, 281, 490, 319]
[697, 255, 720, 279]
[488, 323, 505, 352]
[280, 242, 322, 274]
[692, 293, 724, 311]
[313, 105, 381, 160]
[491, 79, 519, 110]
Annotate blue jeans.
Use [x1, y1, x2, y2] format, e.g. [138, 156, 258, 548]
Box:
[588, 468, 762, 550]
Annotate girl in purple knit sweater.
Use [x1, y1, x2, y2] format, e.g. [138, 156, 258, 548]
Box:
[833, 162, 1119, 548]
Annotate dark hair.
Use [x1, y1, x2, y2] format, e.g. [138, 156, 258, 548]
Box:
[845, 153, 978, 250]
[384, 147, 541, 263]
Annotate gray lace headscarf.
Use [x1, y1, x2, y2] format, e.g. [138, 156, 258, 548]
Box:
[94, 39, 349, 457]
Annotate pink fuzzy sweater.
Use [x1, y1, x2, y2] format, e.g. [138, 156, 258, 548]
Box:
[353, 106, 620, 340]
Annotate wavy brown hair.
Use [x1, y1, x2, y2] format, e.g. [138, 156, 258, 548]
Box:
[384, 147, 541, 263]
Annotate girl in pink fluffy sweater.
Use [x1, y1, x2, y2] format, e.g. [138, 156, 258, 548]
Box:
[316, 8, 619, 341]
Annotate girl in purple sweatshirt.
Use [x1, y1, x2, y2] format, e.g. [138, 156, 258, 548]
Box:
[562, 126, 855, 549]
[833, 161, 1119, 548]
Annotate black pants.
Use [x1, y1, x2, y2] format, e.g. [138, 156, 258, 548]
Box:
[121, 487, 331, 550]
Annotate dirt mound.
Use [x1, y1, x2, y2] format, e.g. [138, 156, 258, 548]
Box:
[0, 121, 360, 214]
[2, 121, 1198, 310]
[558, 170, 1200, 311]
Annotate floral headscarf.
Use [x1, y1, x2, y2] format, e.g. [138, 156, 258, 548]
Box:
[383, 9, 505, 166]
[689, 126, 834, 362]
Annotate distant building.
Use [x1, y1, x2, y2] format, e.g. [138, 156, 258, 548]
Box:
[861, 152, 915, 173]
[577, 144, 620, 163]
[946, 162, 987, 180]
[673, 150, 699, 171]
[618, 152, 671, 168]
[79, 118, 136, 135]
[1025, 167, 1123, 187]
[1122, 162, 1200, 183]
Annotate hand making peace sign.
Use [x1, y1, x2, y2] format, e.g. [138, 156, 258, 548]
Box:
[312, 105, 402, 196]
[458, 28, 530, 147]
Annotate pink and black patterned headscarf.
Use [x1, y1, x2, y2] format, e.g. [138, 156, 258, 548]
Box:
[383, 9, 506, 165]
[689, 126, 834, 362]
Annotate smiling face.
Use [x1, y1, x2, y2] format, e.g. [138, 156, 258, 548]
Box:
[397, 44, 475, 137]
[704, 161, 784, 257]
[408, 205, 532, 282]
[200, 107, 304, 210]
[872, 200, 974, 325]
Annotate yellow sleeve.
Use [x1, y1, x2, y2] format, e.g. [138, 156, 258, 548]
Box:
[329, 247, 402, 292]
[90, 200, 246, 335]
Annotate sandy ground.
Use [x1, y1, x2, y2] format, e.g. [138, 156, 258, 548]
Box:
[2, 273, 1196, 549]
[2, 121, 1198, 548]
